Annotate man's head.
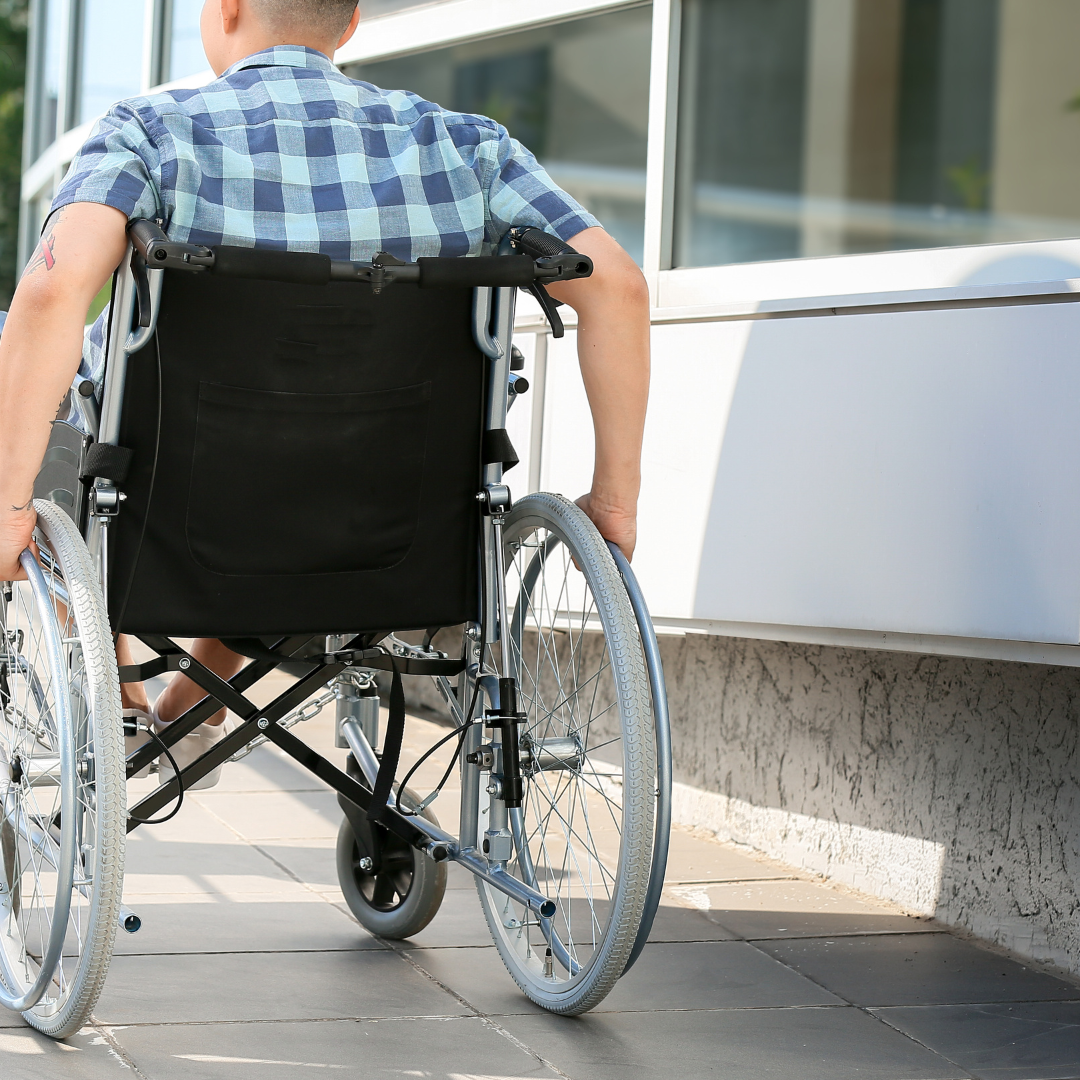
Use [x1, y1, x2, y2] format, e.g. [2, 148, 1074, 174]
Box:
[201, 0, 360, 75]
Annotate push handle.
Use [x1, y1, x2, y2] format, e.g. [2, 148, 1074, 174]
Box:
[124, 220, 593, 290]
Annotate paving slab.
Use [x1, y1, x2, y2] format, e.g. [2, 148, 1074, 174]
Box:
[93, 949, 466, 1025]
[663, 826, 793, 884]
[209, 744, 326, 793]
[500, 1006, 969, 1080]
[110, 1015, 564, 1080]
[112, 892, 381, 955]
[641, 898, 738, 942]
[0, 1027, 132, 1079]
[394, 885, 499, 950]
[873, 1001, 1080, 1080]
[760, 933, 1080, 1007]
[123, 833, 299, 893]
[411, 939, 840, 1016]
[684, 879, 929, 939]
[192, 789, 343, 841]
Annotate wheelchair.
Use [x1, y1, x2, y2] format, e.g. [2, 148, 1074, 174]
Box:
[0, 220, 671, 1037]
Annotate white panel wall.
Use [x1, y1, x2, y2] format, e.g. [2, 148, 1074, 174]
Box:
[537, 301, 1080, 644]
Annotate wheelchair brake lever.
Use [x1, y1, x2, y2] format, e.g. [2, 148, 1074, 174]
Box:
[526, 282, 566, 338]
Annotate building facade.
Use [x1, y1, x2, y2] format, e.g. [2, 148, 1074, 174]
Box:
[22, 0, 1080, 972]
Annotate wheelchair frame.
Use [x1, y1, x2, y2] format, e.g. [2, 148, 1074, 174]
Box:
[81, 225, 670, 948]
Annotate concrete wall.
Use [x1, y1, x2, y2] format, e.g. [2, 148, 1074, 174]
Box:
[660, 632, 1080, 974]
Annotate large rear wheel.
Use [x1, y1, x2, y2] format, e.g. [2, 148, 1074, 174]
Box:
[0, 500, 125, 1038]
[475, 493, 656, 1014]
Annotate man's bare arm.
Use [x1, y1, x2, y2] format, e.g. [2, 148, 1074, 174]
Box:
[0, 202, 129, 579]
[545, 227, 650, 560]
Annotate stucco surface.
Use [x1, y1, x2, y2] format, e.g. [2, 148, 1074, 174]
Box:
[658, 633, 1080, 973]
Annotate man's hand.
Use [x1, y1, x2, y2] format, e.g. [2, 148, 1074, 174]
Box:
[0, 200, 128, 584]
[576, 493, 636, 561]
[547, 227, 650, 562]
[1, 506, 36, 581]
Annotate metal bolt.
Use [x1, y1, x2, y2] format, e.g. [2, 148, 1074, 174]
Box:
[178, 658, 191, 670]
[358, 856, 373, 872]
[257, 718, 268, 730]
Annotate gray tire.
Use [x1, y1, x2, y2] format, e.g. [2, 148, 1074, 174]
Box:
[336, 785, 447, 939]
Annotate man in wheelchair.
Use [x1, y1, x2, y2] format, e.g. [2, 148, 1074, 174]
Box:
[0, 0, 664, 1036]
[1, 0, 647, 767]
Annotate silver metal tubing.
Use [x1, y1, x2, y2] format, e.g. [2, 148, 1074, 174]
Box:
[0, 551, 78, 1013]
[118, 907, 141, 934]
[97, 245, 138, 447]
[340, 719, 381, 790]
[472, 287, 502, 358]
[523, 736, 584, 773]
[124, 266, 164, 355]
[455, 849, 557, 920]
[492, 518, 512, 681]
[435, 676, 466, 727]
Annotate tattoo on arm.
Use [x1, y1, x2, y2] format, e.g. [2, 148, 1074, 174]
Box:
[22, 208, 63, 278]
[9, 500, 34, 512]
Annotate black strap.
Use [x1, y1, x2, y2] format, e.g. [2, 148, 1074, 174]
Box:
[80, 442, 134, 483]
[368, 662, 405, 821]
[482, 428, 519, 471]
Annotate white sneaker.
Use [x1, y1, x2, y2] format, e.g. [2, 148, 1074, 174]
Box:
[123, 709, 156, 779]
[153, 715, 229, 791]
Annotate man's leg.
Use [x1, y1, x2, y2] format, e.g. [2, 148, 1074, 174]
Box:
[115, 635, 151, 713]
[154, 638, 245, 727]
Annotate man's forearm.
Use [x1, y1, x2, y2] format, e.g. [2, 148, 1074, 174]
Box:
[546, 227, 651, 557]
[0, 203, 128, 514]
[0, 287, 92, 512]
[575, 287, 650, 514]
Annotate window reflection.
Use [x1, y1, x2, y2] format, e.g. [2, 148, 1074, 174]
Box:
[160, 0, 207, 83]
[675, 0, 1080, 268]
[76, 0, 144, 126]
[34, 0, 65, 156]
[349, 7, 652, 262]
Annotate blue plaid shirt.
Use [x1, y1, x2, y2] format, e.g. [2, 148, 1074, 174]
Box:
[51, 45, 599, 390]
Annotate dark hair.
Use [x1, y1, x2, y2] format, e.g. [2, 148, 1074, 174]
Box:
[252, 0, 357, 39]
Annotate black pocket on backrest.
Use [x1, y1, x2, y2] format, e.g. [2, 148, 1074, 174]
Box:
[185, 381, 431, 576]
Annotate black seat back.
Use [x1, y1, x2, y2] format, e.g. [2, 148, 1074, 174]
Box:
[109, 269, 484, 636]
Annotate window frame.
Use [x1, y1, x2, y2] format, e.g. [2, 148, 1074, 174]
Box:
[21, 0, 1080, 307]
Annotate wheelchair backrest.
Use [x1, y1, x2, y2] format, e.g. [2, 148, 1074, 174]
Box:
[109, 270, 486, 637]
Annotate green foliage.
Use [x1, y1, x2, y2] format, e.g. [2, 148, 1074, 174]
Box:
[0, 0, 25, 309]
[946, 156, 991, 212]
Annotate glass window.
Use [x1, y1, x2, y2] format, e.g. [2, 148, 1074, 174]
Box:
[360, 0, 454, 16]
[348, 7, 652, 262]
[75, 0, 145, 126]
[675, 0, 1080, 269]
[33, 0, 65, 156]
[159, 0, 207, 84]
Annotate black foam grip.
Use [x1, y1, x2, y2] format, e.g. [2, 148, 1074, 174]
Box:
[512, 227, 574, 259]
[211, 246, 332, 286]
[418, 254, 535, 289]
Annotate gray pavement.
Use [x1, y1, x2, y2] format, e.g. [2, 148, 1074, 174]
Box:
[3, 704, 1079, 1079]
